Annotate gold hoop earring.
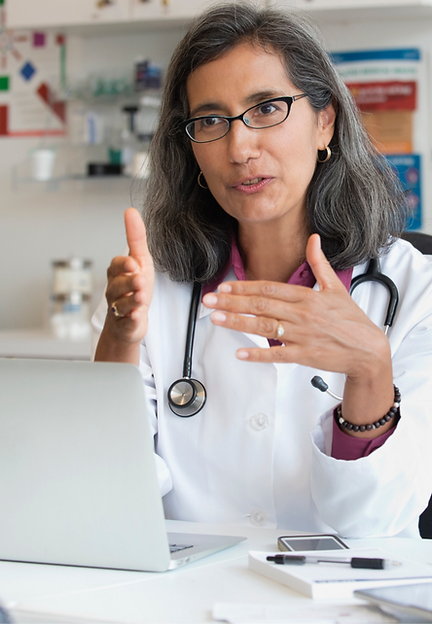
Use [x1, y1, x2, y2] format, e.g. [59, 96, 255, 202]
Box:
[317, 146, 331, 163]
[197, 171, 209, 189]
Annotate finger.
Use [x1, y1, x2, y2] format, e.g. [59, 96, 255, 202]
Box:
[110, 292, 142, 319]
[108, 255, 140, 279]
[236, 345, 301, 363]
[124, 207, 152, 270]
[106, 273, 145, 305]
[202, 284, 306, 317]
[306, 233, 342, 292]
[217, 280, 306, 302]
[210, 310, 284, 340]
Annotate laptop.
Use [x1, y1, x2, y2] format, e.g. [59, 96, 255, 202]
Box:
[0, 358, 245, 572]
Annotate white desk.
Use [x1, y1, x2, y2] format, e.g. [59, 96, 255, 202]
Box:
[0, 330, 91, 360]
[2, 521, 432, 623]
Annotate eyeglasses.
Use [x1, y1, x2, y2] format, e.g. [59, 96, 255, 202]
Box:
[183, 94, 307, 143]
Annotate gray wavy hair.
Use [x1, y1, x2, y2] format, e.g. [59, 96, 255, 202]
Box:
[143, 2, 408, 283]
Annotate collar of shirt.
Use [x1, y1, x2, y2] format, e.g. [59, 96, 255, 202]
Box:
[202, 237, 353, 296]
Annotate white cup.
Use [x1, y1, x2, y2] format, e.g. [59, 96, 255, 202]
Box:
[31, 149, 56, 181]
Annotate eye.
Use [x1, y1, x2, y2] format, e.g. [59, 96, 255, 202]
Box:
[254, 102, 279, 117]
[199, 117, 224, 129]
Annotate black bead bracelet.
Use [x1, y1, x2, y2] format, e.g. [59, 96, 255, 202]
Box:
[334, 385, 401, 433]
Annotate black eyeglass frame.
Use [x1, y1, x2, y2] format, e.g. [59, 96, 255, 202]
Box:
[182, 94, 308, 144]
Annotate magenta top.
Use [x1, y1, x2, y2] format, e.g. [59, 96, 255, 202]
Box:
[203, 238, 396, 460]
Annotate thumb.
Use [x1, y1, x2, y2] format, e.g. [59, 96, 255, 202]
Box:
[306, 233, 340, 291]
[124, 207, 152, 269]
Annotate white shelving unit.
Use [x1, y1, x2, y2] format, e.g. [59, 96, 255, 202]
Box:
[297, 1, 432, 22]
[8, 0, 432, 31]
[6, 0, 131, 29]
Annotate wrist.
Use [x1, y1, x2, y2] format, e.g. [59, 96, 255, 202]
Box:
[335, 384, 401, 439]
[94, 325, 142, 365]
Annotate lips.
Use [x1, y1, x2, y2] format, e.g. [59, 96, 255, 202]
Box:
[232, 176, 273, 193]
[241, 177, 264, 186]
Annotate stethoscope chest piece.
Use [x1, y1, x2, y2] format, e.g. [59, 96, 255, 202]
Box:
[167, 282, 207, 417]
[168, 378, 206, 417]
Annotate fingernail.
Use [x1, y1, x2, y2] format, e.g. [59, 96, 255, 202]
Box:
[211, 311, 226, 323]
[219, 283, 232, 293]
[236, 349, 249, 360]
[203, 293, 217, 306]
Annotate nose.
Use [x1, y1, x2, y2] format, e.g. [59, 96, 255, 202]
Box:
[226, 118, 261, 164]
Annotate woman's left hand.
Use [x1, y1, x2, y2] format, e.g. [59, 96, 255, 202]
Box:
[202, 234, 395, 436]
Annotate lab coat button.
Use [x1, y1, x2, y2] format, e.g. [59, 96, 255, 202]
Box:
[250, 510, 267, 527]
[250, 413, 269, 431]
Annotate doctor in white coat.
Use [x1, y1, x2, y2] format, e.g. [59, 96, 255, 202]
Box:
[92, 3, 432, 538]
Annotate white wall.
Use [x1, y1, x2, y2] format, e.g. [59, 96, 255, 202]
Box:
[1, 12, 432, 330]
[0, 26, 186, 330]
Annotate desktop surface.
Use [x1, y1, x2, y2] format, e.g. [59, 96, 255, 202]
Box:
[1, 520, 431, 623]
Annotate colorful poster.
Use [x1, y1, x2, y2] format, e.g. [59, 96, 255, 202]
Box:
[0, 0, 66, 137]
[333, 49, 420, 155]
[332, 49, 423, 229]
[387, 154, 422, 232]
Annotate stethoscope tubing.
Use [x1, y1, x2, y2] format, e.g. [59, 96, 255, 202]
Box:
[349, 258, 399, 334]
[167, 282, 207, 417]
[182, 282, 202, 378]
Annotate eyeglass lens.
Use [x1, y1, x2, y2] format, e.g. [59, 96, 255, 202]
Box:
[186, 98, 292, 143]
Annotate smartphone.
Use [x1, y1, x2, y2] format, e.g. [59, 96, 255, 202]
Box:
[277, 533, 349, 552]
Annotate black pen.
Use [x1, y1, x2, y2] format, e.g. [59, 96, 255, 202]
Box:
[266, 555, 401, 569]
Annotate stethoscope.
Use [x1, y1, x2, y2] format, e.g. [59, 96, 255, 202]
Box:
[167, 258, 399, 416]
[167, 283, 207, 417]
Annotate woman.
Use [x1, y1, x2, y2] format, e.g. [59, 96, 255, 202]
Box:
[93, 3, 432, 537]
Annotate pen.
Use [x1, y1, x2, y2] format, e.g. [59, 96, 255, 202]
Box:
[266, 555, 401, 569]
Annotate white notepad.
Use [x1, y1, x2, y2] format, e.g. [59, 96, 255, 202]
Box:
[249, 548, 432, 599]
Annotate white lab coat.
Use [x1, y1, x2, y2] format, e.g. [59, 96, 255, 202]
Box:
[92, 238, 432, 538]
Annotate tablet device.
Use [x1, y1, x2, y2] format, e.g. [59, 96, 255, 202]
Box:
[355, 583, 432, 621]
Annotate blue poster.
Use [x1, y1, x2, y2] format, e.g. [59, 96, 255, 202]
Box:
[386, 154, 422, 230]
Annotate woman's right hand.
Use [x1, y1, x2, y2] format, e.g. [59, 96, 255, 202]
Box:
[95, 207, 154, 363]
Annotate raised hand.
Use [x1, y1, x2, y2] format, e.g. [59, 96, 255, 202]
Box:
[202, 234, 394, 434]
[95, 208, 154, 363]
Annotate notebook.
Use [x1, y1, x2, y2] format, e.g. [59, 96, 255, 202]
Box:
[0, 358, 245, 572]
[249, 549, 432, 599]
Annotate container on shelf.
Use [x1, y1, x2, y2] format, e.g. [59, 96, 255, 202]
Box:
[49, 258, 93, 340]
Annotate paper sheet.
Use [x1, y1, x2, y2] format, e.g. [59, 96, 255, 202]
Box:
[212, 601, 398, 623]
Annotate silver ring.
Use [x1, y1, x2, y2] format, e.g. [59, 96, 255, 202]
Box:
[111, 302, 124, 318]
[275, 322, 285, 340]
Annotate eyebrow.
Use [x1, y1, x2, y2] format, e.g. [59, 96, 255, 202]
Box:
[189, 90, 286, 118]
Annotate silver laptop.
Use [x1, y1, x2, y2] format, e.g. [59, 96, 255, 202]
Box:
[0, 358, 244, 572]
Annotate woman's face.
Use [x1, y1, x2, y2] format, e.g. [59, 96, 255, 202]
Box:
[186, 43, 335, 233]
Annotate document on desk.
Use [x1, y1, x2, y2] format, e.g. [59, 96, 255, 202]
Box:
[212, 602, 398, 623]
[248, 548, 432, 599]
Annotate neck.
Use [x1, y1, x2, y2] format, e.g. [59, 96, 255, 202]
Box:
[237, 220, 309, 283]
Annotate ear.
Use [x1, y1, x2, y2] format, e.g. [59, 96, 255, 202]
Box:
[317, 102, 336, 149]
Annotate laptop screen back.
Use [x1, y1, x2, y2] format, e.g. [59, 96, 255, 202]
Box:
[0, 358, 172, 572]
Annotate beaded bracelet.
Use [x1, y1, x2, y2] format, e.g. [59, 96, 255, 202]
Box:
[334, 385, 401, 433]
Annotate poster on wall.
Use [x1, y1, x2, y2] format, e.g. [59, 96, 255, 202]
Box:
[387, 154, 422, 231]
[0, 0, 66, 137]
[332, 48, 423, 230]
